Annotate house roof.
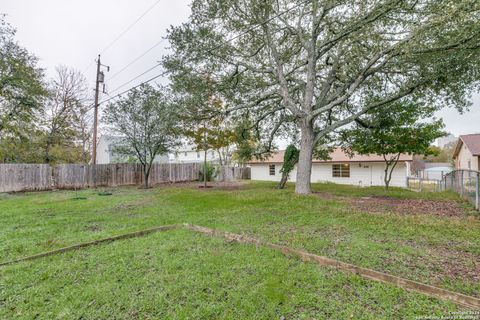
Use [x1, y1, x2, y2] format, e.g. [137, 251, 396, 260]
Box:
[424, 162, 452, 169]
[248, 148, 413, 164]
[453, 134, 480, 158]
[425, 166, 453, 172]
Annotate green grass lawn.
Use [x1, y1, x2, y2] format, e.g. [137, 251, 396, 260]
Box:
[0, 181, 479, 318]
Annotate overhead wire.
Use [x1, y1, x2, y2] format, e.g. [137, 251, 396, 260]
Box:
[97, 0, 309, 105]
[107, 63, 163, 95]
[106, 38, 167, 82]
[82, 0, 163, 73]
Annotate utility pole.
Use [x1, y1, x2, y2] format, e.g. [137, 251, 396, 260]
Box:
[91, 55, 109, 164]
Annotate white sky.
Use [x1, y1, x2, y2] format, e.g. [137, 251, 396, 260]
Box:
[2, 0, 479, 141]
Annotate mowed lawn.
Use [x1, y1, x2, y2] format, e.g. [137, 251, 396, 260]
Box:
[0, 181, 479, 319]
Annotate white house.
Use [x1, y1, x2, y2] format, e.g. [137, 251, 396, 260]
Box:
[168, 144, 221, 164]
[96, 136, 170, 164]
[96, 135, 225, 165]
[453, 134, 480, 171]
[249, 148, 413, 188]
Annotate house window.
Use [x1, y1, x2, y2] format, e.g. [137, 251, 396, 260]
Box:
[184, 152, 188, 157]
[468, 160, 471, 169]
[269, 165, 276, 176]
[332, 164, 350, 178]
[197, 152, 200, 159]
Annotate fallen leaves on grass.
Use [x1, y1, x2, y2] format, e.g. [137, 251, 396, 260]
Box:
[351, 196, 467, 217]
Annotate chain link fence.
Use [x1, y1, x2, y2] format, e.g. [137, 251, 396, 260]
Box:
[406, 177, 442, 192]
[440, 170, 479, 210]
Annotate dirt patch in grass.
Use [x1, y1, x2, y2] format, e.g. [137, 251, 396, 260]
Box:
[314, 191, 470, 217]
[350, 196, 467, 217]
[313, 192, 342, 200]
[188, 181, 246, 191]
[429, 247, 480, 285]
[153, 181, 246, 191]
[85, 223, 102, 232]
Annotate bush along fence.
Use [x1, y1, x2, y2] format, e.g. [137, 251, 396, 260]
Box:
[0, 163, 251, 193]
[440, 170, 480, 210]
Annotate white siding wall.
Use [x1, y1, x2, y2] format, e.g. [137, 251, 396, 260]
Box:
[168, 150, 219, 163]
[96, 138, 111, 164]
[250, 163, 282, 182]
[250, 162, 408, 187]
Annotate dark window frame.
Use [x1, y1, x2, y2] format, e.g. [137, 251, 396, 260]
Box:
[332, 164, 350, 178]
[269, 164, 276, 176]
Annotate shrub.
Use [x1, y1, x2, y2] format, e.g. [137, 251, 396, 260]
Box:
[199, 162, 218, 182]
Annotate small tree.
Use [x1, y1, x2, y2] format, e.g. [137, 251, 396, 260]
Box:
[173, 73, 235, 186]
[342, 103, 445, 190]
[278, 145, 299, 189]
[103, 84, 178, 188]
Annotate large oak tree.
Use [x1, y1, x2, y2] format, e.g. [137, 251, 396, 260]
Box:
[165, 0, 480, 194]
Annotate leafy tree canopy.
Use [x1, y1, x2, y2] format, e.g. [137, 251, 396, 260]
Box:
[0, 15, 46, 139]
[103, 84, 179, 188]
[341, 102, 445, 189]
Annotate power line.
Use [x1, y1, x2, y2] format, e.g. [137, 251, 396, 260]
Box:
[82, 0, 163, 73]
[108, 63, 162, 95]
[100, 0, 163, 55]
[100, 71, 167, 105]
[107, 38, 167, 82]
[98, 1, 308, 105]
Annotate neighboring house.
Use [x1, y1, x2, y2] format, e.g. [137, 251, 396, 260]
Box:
[96, 136, 169, 164]
[416, 162, 453, 180]
[96, 135, 226, 165]
[167, 144, 221, 164]
[437, 134, 457, 148]
[248, 148, 413, 188]
[453, 134, 480, 171]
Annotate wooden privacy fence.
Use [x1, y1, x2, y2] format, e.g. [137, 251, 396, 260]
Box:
[215, 166, 251, 181]
[0, 163, 251, 193]
[0, 164, 51, 193]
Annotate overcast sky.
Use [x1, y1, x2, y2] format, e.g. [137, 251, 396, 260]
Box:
[2, 0, 479, 140]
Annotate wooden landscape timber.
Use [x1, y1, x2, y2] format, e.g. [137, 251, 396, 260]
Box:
[1, 223, 478, 310]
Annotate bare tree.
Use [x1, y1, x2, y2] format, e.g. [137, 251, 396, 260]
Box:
[75, 103, 93, 164]
[42, 66, 89, 163]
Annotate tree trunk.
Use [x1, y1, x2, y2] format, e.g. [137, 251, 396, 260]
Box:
[295, 121, 315, 194]
[204, 148, 207, 188]
[278, 172, 289, 189]
[384, 164, 391, 191]
[383, 154, 400, 191]
[143, 163, 151, 189]
[44, 136, 53, 164]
